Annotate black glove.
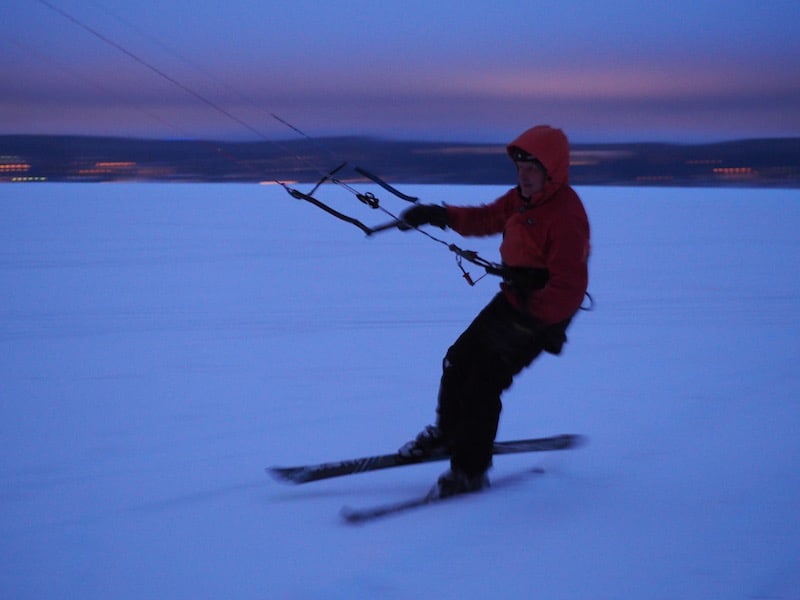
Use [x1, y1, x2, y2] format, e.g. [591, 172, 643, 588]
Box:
[501, 266, 549, 292]
[400, 204, 448, 229]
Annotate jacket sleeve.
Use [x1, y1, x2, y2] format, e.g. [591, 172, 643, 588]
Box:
[529, 208, 590, 324]
[445, 191, 514, 237]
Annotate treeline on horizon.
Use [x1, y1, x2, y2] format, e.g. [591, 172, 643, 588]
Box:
[2, 134, 799, 187]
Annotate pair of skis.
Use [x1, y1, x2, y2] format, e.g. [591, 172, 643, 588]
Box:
[267, 433, 584, 523]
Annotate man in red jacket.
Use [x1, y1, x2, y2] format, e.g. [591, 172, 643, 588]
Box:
[398, 125, 590, 498]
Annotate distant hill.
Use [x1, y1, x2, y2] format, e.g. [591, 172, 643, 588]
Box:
[1, 135, 799, 187]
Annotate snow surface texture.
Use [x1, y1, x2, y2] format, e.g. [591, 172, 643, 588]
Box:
[1, 183, 799, 599]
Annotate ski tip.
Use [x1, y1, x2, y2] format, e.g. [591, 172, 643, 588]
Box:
[340, 506, 366, 525]
[265, 467, 286, 481]
[266, 466, 307, 484]
[544, 433, 588, 449]
[567, 433, 588, 448]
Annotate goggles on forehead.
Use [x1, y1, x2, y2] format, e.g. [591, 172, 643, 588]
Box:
[510, 147, 543, 167]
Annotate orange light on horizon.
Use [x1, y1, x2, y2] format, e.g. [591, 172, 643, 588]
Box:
[686, 159, 723, 165]
[95, 162, 136, 168]
[713, 167, 755, 175]
[635, 175, 674, 182]
[0, 163, 31, 172]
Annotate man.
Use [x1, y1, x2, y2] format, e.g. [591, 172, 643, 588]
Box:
[398, 125, 590, 498]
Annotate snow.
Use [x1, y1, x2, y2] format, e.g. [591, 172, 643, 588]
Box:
[1, 181, 799, 599]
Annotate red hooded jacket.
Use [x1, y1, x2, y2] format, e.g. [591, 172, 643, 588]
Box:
[445, 126, 590, 324]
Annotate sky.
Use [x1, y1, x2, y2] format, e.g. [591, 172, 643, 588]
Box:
[3, 0, 800, 144]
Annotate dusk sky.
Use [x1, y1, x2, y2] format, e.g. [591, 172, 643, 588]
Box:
[3, 0, 800, 144]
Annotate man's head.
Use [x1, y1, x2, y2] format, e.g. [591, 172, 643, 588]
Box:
[509, 146, 546, 199]
[506, 125, 570, 199]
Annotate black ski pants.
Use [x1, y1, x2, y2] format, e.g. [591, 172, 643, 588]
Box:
[436, 293, 571, 477]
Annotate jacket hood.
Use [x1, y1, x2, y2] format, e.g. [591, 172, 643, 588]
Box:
[507, 125, 570, 196]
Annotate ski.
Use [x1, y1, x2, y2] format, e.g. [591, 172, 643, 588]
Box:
[341, 493, 436, 523]
[267, 433, 583, 484]
[341, 467, 546, 524]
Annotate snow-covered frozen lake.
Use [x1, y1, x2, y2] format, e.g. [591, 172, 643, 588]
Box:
[2, 182, 799, 599]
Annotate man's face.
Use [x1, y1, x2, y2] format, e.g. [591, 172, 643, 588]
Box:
[516, 160, 545, 199]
